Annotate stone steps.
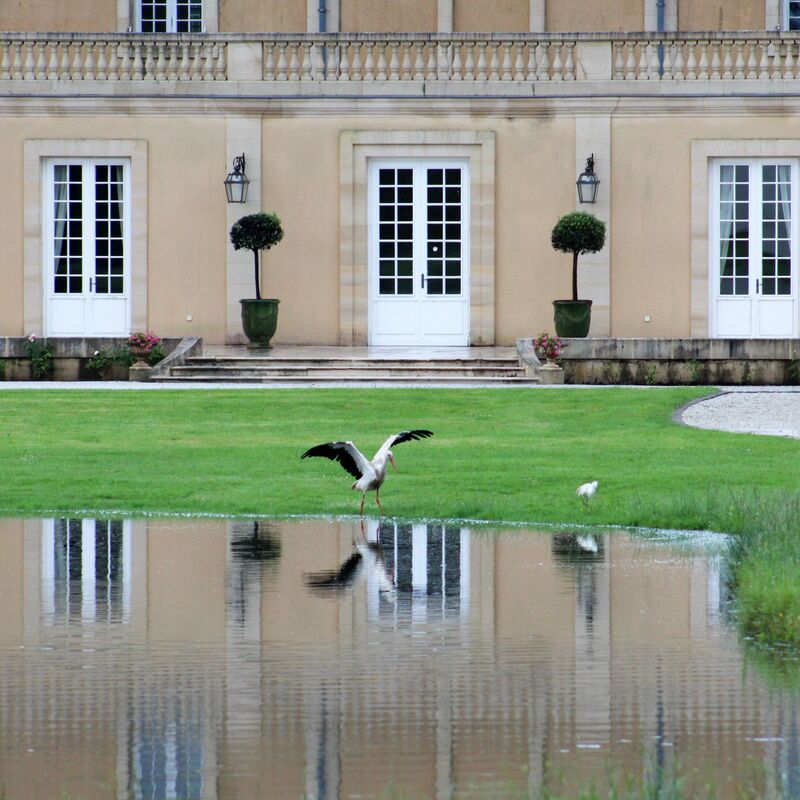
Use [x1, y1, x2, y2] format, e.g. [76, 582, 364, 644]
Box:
[161, 355, 535, 385]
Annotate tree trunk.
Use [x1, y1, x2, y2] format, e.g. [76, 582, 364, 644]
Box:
[253, 249, 261, 300]
[572, 251, 579, 301]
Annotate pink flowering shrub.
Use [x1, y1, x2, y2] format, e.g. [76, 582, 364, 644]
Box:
[533, 332, 565, 361]
[127, 331, 162, 352]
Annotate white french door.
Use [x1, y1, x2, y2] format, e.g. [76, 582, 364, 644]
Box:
[369, 161, 470, 346]
[44, 159, 131, 337]
[711, 159, 798, 338]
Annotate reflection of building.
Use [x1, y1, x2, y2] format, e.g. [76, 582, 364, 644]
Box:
[0, 517, 797, 798]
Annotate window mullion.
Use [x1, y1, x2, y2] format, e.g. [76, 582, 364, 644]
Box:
[85, 161, 97, 297]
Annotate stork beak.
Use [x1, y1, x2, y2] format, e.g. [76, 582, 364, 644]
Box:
[389, 452, 397, 471]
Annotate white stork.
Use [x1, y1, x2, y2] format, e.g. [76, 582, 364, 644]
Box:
[301, 429, 433, 515]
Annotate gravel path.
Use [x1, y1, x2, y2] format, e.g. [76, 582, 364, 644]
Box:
[680, 389, 800, 439]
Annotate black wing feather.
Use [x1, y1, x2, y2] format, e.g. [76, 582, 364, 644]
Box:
[391, 429, 434, 447]
[301, 442, 364, 479]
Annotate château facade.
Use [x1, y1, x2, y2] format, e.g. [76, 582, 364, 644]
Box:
[2, 0, 799, 345]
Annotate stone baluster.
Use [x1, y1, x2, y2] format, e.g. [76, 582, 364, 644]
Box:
[202, 42, 214, 80]
[771, 39, 783, 79]
[685, 40, 697, 79]
[513, 41, 525, 80]
[475, 41, 487, 81]
[83, 40, 97, 81]
[698, 40, 709, 80]
[131, 42, 143, 80]
[34, 41, 47, 80]
[672, 41, 685, 79]
[288, 42, 300, 81]
[108, 41, 120, 80]
[451, 41, 462, 80]
[721, 40, 733, 79]
[488, 42, 500, 80]
[746, 40, 757, 79]
[97, 40, 109, 80]
[338, 43, 350, 81]
[361, 41, 374, 80]
[351, 42, 362, 81]
[275, 43, 287, 81]
[526, 42, 538, 81]
[143, 41, 155, 79]
[501, 42, 512, 80]
[0, 42, 9, 80]
[661, 42, 674, 79]
[215, 43, 226, 80]
[401, 42, 413, 80]
[177, 42, 190, 80]
[116, 41, 129, 80]
[23, 41, 35, 80]
[551, 40, 563, 80]
[413, 41, 425, 80]
[439, 41, 452, 79]
[426, 41, 437, 80]
[613, 41, 624, 79]
[10, 41, 22, 80]
[190, 42, 203, 79]
[377, 42, 389, 81]
[624, 41, 636, 79]
[564, 40, 575, 80]
[783, 42, 795, 81]
[758, 40, 770, 79]
[710, 40, 721, 79]
[734, 40, 745, 78]
[638, 41, 649, 79]
[300, 41, 312, 80]
[263, 43, 276, 80]
[71, 40, 85, 80]
[166, 42, 178, 80]
[388, 42, 400, 80]
[538, 41, 550, 80]
[307, 41, 320, 80]
[47, 41, 59, 80]
[154, 41, 166, 80]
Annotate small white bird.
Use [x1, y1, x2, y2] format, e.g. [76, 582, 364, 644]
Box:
[576, 480, 599, 504]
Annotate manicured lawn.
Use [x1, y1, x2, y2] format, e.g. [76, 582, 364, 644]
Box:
[0, 386, 796, 524]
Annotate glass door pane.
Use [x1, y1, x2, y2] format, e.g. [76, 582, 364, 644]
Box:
[52, 164, 83, 295]
[718, 164, 749, 296]
[377, 167, 414, 296]
[94, 165, 125, 296]
[425, 167, 463, 296]
[761, 164, 792, 296]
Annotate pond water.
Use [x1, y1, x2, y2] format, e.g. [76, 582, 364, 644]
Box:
[0, 517, 797, 799]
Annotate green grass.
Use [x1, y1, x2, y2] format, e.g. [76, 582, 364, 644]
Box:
[2, 386, 800, 648]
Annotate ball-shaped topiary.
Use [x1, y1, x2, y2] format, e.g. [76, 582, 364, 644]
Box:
[230, 212, 284, 300]
[551, 212, 606, 301]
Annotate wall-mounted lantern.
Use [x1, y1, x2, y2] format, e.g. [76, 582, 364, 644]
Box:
[224, 154, 249, 204]
[576, 154, 600, 204]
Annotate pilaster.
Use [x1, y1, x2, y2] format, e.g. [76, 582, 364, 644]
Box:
[574, 116, 611, 336]
[438, 0, 453, 33]
[226, 117, 262, 344]
[530, 0, 545, 32]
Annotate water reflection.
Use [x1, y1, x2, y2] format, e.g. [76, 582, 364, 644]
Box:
[0, 517, 797, 798]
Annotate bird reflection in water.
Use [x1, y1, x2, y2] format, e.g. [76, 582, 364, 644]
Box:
[304, 520, 395, 599]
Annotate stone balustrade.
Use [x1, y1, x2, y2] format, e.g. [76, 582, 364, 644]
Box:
[1, 32, 799, 87]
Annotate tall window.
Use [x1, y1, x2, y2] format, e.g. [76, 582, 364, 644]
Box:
[139, 0, 203, 33]
[786, 1, 800, 29]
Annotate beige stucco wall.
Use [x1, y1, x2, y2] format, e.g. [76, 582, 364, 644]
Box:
[454, 0, 530, 32]
[219, 0, 307, 32]
[546, 0, 643, 32]
[0, 0, 116, 32]
[340, 0, 436, 33]
[677, 0, 764, 31]
[0, 115, 227, 342]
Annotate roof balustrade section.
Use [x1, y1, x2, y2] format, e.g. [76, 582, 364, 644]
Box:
[1, 32, 799, 93]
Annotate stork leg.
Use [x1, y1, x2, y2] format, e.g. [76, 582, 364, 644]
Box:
[359, 493, 366, 516]
[375, 488, 385, 516]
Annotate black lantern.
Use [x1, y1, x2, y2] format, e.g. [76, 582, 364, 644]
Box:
[576, 154, 600, 204]
[224, 154, 249, 204]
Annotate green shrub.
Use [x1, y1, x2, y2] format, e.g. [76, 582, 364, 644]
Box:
[551, 212, 606, 301]
[230, 212, 284, 300]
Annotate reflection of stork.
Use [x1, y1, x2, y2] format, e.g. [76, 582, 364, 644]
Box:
[301, 430, 433, 515]
[304, 538, 394, 598]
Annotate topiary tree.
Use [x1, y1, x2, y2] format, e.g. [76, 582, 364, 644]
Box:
[230, 212, 284, 300]
[550, 212, 606, 301]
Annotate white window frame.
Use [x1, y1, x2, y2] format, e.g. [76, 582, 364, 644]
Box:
[43, 157, 132, 337]
[127, 0, 218, 32]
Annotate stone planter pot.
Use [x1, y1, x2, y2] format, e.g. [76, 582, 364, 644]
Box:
[553, 299, 593, 338]
[240, 298, 280, 349]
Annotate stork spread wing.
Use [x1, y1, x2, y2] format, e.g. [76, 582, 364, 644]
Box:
[300, 441, 370, 479]
[375, 429, 434, 459]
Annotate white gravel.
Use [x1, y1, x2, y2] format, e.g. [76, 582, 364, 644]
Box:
[680, 389, 800, 439]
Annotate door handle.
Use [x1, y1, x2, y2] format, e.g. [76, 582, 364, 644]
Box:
[420, 274, 426, 289]
[89, 278, 95, 292]
[756, 278, 761, 294]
